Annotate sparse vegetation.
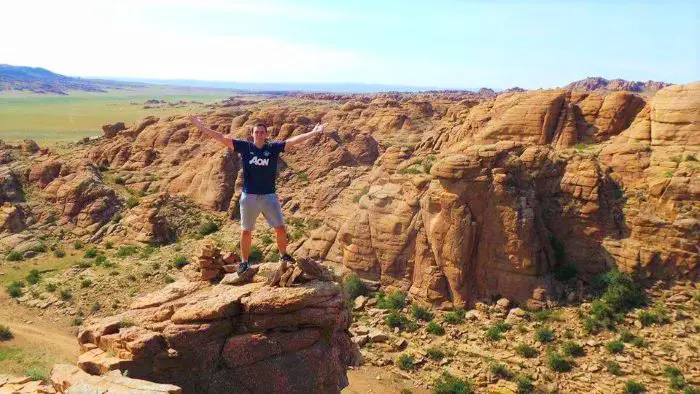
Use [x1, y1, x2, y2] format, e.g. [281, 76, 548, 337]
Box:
[25, 367, 48, 382]
[411, 304, 434, 321]
[126, 196, 140, 208]
[60, 289, 72, 301]
[248, 245, 264, 263]
[173, 255, 189, 269]
[490, 363, 514, 380]
[7, 281, 24, 298]
[45, 283, 57, 292]
[443, 307, 466, 324]
[562, 341, 585, 357]
[396, 353, 415, 371]
[426, 346, 445, 361]
[376, 290, 407, 310]
[6, 250, 23, 261]
[426, 321, 445, 335]
[486, 321, 511, 341]
[81, 279, 92, 288]
[535, 326, 554, 343]
[516, 344, 538, 358]
[198, 219, 219, 235]
[53, 248, 66, 258]
[623, 380, 646, 394]
[73, 240, 83, 249]
[343, 273, 366, 299]
[606, 360, 623, 376]
[26, 269, 41, 285]
[547, 351, 572, 372]
[116, 245, 137, 257]
[432, 372, 474, 394]
[0, 325, 14, 341]
[664, 366, 687, 390]
[605, 340, 624, 354]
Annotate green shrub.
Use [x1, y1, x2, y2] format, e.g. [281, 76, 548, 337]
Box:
[24, 367, 48, 382]
[605, 340, 624, 354]
[140, 246, 157, 258]
[260, 233, 274, 245]
[116, 245, 137, 257]
[60, 289, 72, 301]
[77, 260, 92, 269]
[422, 155, 436, 174]
[637, 310, 658, 326]
[73, 240, 83, 250]
[606, 360, 623, 376]
[45, 283, 57, 292]
[7, 281, 24, 298]
[105, 241, 114, 249]
[164, 275, 175, 284]
[296, 171, 309, 182]
[411, 304, 434, 321]
[114, 176, 125, 185]
[343, 273, 366, 299]
[426, 346, 445, 361]
[377, 290, 407, 310]
[684, 387, 699, 394]
[396, 353, 415, 371]
[535, 326, 554, 343]
[32, 243, 47, 253]
[594, 270, 647, 313]
[490, 363, 514, 380]
[173, 255, 189, 269]
[443, 308, 465, 324]
[0, 325, 13, 341]
[665, 366, 686, 390]
[426, 321, 445, 335]
[632, 337, 647, 348]
[53, 248, 66, 258]
[6, 250, 23, 261]
[432, 372, 474, 394]
[126, 196, 139, 208]
[623, 380, 646, 394]
[198, 219, 219, 235]
[26, 269, 41, 285]
[385, 311, 409, 329]
[516, 344, 538, 358]
[485, 321, 511, 341]
[562, 341, 585, 357]
[81, 279, 92, 288]
[515, 375, 534, 394]
[72, 317, 83, 326]
[84, 248, 98, 258]
[547, 351, 572, 372]
[91, 302, 101, 313]
[248, 245, 263, 263]
[619, 330, 636, 343]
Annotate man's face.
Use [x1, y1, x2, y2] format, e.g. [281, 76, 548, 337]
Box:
[252, 125, 267, 142]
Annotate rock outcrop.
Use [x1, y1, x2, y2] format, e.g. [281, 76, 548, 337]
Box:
[75, 249, 355, 393]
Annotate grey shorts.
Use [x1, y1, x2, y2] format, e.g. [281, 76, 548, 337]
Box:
[240, 192, 285, 231]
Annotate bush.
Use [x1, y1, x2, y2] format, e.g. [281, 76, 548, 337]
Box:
[260, 233, 274, 245]
[26, 269, 41, 285]
[605, 340, 624, 354]
[73, 240, 83, 250]
[45, 283, 57, 292]
[7, 281, 24, 298]
[385, 311, 410, 329]
[426, 321, 445, 335]
[490, 363, 514, 380]
[396, 353, 415, 371]
[516, 344, 538, 358]
[535, 326, 554, 343]
[637, 310, 658, 327]
[91, 302, 101, 313]
[84, 248, 98, 258]
[116, 246, 137, 258]
[443, 308, 465, 324]
[624, 380, 646, 394]
[377, 290, 407, 310]
[619, 330, 636, 343]
[198, 220, 219, 236]
[114, 176, 125, 185]
[173, 255, 189, 269]
[547, 351, 572, 372]
[606, 360, 623, 376]
[126, 196, 139, 208]
[632, 337, 647, 348]
[411, 304, 434, 321]
[515, 375, 534, 394]
[60, 289, 72, 301]
[77, 260, 92, 269]
[24, 367, 48, 382]
[105, 241, 114, 249]
[432, 372, 474, 394]
[0, 325, 13, 341]
[32, 243, 47, 253]
[665, 366, 686, 390]
[53, 248, 66, 258]
[486, 321, 511, 341]
[81, 279, 93, 288]
[343, 273, 366, 299]
[426, 347, 445, 361]
[248, 245, 263, 263]
[562, 341, 585, 357]
[6, 250, 23, 261]
[595, 270, 647, 313]
[164, 275, 175, 284]
[72, 317, 83, 326]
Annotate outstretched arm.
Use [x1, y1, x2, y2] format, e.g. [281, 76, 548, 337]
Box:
[285, 123, 327, 151]
[188, 115, 235, 150]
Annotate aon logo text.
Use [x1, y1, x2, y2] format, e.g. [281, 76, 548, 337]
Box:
[249, 156, 270, 166]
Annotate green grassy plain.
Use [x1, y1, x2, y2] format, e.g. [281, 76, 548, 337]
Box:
[0, 85, 237, 145]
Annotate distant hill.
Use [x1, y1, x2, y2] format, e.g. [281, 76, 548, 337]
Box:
[0, 64, 143, 94]
[566, 77, 670, 92]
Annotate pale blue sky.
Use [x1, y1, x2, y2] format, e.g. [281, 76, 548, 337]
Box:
[2, 0, 698, 89]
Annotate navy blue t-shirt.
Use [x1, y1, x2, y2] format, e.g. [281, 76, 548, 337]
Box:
[232, 140, 286, 194]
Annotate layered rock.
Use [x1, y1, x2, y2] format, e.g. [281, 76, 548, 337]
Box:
[76, 263, 355, 393]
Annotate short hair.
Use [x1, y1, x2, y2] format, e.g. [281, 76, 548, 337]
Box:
[253, 123, 267, 132]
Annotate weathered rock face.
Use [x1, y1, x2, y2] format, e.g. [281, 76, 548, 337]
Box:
[566, 76, 671, 92]
[76, 262, 355, 394]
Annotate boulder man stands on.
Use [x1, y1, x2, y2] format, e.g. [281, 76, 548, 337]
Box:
[188, 115, 327, 275]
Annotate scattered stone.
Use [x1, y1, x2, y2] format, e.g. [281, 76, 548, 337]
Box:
[354, 295, 368, 310]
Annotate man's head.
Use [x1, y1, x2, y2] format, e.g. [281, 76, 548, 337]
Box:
[251, 123, 268, 144]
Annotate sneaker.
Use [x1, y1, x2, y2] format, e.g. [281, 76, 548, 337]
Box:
[280, 253, 296, 265]
[237, 261, 250, 275]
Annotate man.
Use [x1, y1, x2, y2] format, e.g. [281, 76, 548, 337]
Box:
[189, 115, 326, 274]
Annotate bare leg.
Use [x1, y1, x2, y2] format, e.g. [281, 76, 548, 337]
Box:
[274, 226, 288, 256]
[241, 230, 252, 261]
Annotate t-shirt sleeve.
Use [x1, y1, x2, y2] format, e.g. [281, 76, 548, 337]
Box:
[232, 139, 247, 153]
[270, 141, 286, 154]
